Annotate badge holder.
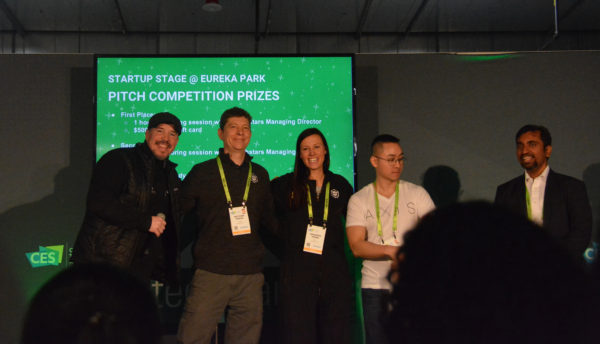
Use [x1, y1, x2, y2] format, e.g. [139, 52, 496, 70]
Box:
[229, 201, 251, 236]
[303, 220, 326, 255]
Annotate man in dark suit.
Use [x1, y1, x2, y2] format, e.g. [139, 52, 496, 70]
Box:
[494, 124, 592, 261]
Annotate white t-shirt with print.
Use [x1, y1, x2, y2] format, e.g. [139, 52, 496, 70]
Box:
[346, 180, 435, 290]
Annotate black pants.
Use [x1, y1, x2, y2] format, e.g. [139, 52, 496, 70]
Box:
[280, 282, 353, 344]
[362, 288, 391, 344]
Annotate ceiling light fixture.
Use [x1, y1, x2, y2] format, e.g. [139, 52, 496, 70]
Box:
[202, 0, 223, 12]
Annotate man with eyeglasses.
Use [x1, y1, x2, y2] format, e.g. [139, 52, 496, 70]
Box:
[346, 134, 435, 344]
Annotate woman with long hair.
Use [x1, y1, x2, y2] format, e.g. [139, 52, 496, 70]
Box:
[271, 128, 354, 344]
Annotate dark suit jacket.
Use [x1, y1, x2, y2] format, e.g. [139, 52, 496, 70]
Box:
[494, 169, 592, 259]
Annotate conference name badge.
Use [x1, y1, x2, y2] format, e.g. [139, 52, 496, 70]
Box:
[384, 237, 401, 247]
[229, 206, 251, 236]
[303, 225, 326, 255]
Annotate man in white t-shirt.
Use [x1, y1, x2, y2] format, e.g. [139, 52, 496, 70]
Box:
[346, 134, 435, 344]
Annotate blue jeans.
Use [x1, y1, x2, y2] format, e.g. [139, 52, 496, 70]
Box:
[361, 288, 391, 344]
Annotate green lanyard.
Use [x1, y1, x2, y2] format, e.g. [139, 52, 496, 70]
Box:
[306, 182, 330, 228]
[525, 180, 532, 220]
[373, 181, 399, 242]
[216, 156, 252, 208]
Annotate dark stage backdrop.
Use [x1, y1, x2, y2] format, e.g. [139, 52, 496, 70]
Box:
[2, 52, 599, 344]
[354, 51, 600, 255]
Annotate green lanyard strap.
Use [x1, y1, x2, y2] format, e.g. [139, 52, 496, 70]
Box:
[216, 156, 252, 208]
[373, 181, 399, 243]
[525, 180, 532, 220]
[306, 182, 330, 228]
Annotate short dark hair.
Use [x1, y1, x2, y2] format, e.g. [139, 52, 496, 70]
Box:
[371, 134, 400, 155]
[21, 263, 161, 344]
[219, 107, 252, 130]
[515, 124, 552, 147]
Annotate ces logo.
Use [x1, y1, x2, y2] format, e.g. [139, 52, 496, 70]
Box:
[25, 245, 64, 268]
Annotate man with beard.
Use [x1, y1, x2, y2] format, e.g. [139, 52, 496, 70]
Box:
[72, 112, 183, 286]
[494, 124, 592, 262]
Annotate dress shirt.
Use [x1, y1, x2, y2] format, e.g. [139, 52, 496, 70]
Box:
[524, 165, 550, 225]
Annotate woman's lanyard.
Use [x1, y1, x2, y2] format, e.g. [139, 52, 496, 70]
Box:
[373, 180, 399, 242]
[216, 156, 252, 208]
[307, 182, 330, 228]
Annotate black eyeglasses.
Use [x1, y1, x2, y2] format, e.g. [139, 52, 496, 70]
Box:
[373, 155, 406, 165]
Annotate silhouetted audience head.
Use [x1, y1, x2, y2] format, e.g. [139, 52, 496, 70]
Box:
[388, 201, 598, 344]
[422, 165, 461, 208]
[22, 263, 161, 344]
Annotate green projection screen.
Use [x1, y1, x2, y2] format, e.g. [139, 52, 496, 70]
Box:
[96, 56, 355, 184]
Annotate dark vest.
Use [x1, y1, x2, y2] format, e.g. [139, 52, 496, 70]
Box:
[72, 143, 181, 284]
